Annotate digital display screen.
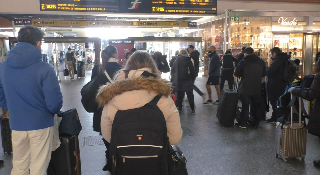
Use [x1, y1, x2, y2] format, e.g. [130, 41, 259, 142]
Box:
[151, 0, 217, 14]
[40, 0, 119, 12]
[40, 0, 217, 14]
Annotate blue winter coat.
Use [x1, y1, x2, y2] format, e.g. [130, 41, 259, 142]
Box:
[0, 42, 63, 131]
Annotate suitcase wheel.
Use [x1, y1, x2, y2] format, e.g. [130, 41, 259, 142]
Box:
[301, 157, 305, 161]
[276, 154, 278, 158]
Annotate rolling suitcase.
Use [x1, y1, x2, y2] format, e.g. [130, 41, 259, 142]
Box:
[49, 135, 81, 175]
[1, 116, 12, 155]
[275, 95, 307, 162]
[216, 89, 239, 127]
[77, 61, 85, 78]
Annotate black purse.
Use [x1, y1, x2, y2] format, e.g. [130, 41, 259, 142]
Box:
[168, 145, 188, 175]
[57, 109, 82, 136]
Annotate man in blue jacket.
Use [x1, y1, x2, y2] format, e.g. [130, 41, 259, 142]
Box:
[203, 45, 221, 105]
[0, 26, 63, 175]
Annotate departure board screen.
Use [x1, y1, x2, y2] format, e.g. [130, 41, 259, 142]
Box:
[151, 0, 217, 14]
[40, 0, 217, 14]
[40, 0, 119, 12]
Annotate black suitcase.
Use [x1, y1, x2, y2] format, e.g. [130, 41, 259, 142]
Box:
[216, 89, 239, 127]
[48, 135, 81, 175]
[1, 116, 12, 155]
[77, 61, 85, 78]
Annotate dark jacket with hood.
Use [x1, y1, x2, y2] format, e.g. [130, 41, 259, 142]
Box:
[235, 54, 266, 96]
[292, 72, 320, 136]
[267, 53, 289, 97]
[208, 51, 221, 77]
[189, 50, 200, 76]
[85, 60, 122, 132]
[0, 42, 63, 131]
[171, 55, 195, 92]
[221, 53, 237, 78]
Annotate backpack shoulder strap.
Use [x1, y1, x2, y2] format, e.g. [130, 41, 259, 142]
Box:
[123, 70, 130, 79]
[141, 71, 157, 78]
[147, 95, 162, 106]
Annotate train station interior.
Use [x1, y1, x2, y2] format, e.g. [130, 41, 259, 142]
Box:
[1, 0, 320, 174]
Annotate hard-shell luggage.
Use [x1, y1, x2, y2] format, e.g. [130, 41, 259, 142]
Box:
[275, 95, 307, 162]
[77, 61, 85, 78]
[217, 89, 239, 127]
[1, 116, 12, 155]
[49, 135, 81, 175]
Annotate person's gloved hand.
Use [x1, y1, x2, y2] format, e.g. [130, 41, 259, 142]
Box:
[288, 87, 295, 93]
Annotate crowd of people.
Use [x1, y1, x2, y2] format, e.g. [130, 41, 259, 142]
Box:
[0, 26, 320, 175]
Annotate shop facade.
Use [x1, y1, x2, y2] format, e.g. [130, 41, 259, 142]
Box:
[197, 10, 320, 77]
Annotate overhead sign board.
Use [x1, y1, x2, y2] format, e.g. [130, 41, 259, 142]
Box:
[109, 39, 134, 44]
[14, 19, 32, 26]
[32, 20, 197, 28]
[39, 0, 217, 15]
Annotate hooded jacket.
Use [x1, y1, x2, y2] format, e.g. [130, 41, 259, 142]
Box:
[267, 53, 289, 97]
[189, 50, 200, 76]
[88, 58, 122, 132]
[234, 54, 266, 96]
[0, 42, 63, 131]
[96, 69, 183, 145]
[208, 51, 221, 77]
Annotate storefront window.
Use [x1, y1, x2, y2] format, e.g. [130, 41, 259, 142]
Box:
[229, 16, 272, 62]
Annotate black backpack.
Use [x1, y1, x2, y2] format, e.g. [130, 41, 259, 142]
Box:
[66, 52, 75, 62]
[283, 59, 297, 83]
[110, 95, 169, 175]
[176, 56, 191, 81]
[300, 74, 315, 89]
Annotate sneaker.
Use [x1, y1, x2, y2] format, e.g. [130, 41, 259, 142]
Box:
[191, 110, 195, 115]
[213, 100, 219, 105]
[203, 100, 213, 105]
[201, 93, 207, 103]
[267, 118, 276, 123]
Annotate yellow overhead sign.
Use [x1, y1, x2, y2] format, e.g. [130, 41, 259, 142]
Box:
[32, 20, 194, 28]
[32, 20, 87, 27]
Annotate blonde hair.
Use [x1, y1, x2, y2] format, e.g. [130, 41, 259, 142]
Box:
[124, 51, 160, 77]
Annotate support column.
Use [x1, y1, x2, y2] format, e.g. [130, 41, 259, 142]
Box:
[94, 39, 101, 65]
[223, 9, 229, 53]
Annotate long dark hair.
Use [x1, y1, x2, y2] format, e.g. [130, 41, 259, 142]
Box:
[100, 46, 117, 74]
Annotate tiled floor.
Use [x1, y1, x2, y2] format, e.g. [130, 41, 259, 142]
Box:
[0, 68, 320, 175]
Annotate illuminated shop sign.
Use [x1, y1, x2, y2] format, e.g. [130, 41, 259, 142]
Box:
[278, 17, 298, 26]
[109, 40, 134, 44]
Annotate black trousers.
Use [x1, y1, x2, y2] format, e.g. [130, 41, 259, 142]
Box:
[240, 93, 261, 125]
[102, 138, 112, 171]
[177, 91, 195, 110]
[220, 76, 234, 91]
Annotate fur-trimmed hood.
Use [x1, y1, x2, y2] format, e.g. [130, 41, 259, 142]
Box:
[96, 76, 171, 107]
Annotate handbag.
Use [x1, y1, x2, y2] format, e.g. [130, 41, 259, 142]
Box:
[63, 69, 69, 76]
[81, 71, 113, 112]
[57, 109, 82, 136]
[168, 145, 188, 175]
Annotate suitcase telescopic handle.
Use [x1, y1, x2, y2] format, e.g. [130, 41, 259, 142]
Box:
[288, 94, 307, 128]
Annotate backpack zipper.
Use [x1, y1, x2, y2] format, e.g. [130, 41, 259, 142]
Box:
[117, 145, 163, 149]
[122, 155, 159, 163]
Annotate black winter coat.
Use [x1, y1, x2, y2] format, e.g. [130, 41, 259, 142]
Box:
[86, 62, 122, 132]
[292, 73, 320, 136]
[234, 54, 266, 96]
[236, 52, 245, 67]
[221, 54, 237, 78]
[189, 50, 200, 76]
[267, 53, 289, 98]
[171, 56, 195, 92]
